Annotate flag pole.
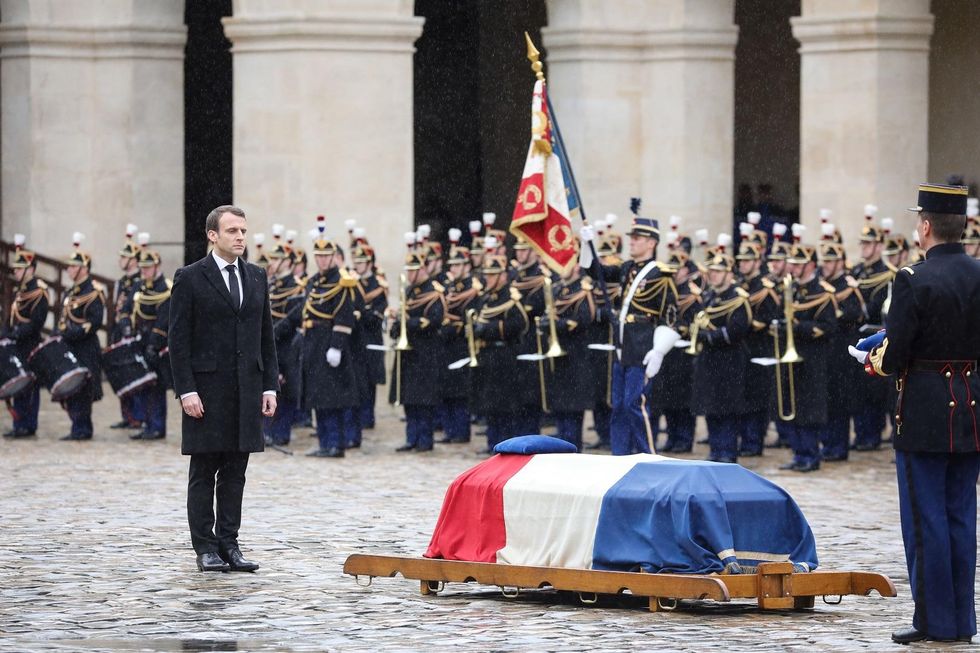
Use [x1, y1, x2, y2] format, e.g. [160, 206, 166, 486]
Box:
[524, 33, 621, 352]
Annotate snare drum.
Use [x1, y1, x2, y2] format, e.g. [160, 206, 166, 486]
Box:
[102, 337, 157, 397]
[28, 336, 89, 401]
[0, 338, 34, 398]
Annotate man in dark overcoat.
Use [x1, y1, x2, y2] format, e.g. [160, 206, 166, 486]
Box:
[169, 205, 279, 573]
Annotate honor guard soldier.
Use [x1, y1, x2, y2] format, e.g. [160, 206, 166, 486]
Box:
[850, 206, 893, 450]
[389, 251, 446, 452]
[540, 259, 596, 450]
[264, 238, 304, 446]
[650, 235, 701, 453]
[252, 233, 269, 278]
[468, 220, 486, 273]
[691, 237, 751, 463]
[580, 209, 679, 456]
[818, 225, 865, 461]
[3, 235, 48, 438]
[300, 229, 358, 458]
[857, 183, 980, 645]
[111, 224, 143, 430]
[351, 235, 387, 433]
[471, 253, 529, 451]
[57, 234, 105, 440]
[776, 239, 837, 471]
[511, 237, 547, 435]
[125, 239, 172, 440]
[735, 233, 780, 456]
[765, 223, 793, 449]
[437, 234, 479, 444]
[585, 232, 623, 450]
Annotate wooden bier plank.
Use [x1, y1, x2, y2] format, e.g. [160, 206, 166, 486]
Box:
[720, 570, 897, 602]
[344, 554, 730, 604]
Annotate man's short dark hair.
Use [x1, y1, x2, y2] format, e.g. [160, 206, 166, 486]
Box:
[920, 211, 966, 243]
[205, 205, 246, 235]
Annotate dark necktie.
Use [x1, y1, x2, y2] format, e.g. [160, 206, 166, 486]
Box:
[226, 263, 240, 308]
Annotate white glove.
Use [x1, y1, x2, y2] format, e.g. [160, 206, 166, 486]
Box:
[847, 345, 868, 366]
[326, 347, 342, 367]
[643, 349, 664, 379]
[579, 224, 596, 243]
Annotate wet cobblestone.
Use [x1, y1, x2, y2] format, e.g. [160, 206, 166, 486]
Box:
[0, 391, 972, 651]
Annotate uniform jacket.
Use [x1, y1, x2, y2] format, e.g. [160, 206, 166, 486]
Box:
[128, 274, 173, 389]
[269, 273, 305, 403]
[439, 272, 480, 401]
[112, 271, 140, 341]
[691, 284, 751, 416]
[879, 243, 980, 452]
[357, 270, 388, 386]
[470, 282, 529, 415]
[58, 276, 105, 401]
[512, 261, 548, 407]
[544, 275, 596, 413]
[388, 276, 446, 407]
[168, 255, 279, 454]
[6, 277, 49, 362]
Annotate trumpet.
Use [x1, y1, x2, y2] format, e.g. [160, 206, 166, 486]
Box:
[685, 311, 709, 355]
[542, 276, 566, 364]
[395, 273, 412, 352]
[465, 308, 478, 368]
[773, 274, 803, 421]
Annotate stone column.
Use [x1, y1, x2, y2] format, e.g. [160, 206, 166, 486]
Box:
[0, 0, 186, 275]
[222, 0, 424, 280]
[792, 0, 933, 249]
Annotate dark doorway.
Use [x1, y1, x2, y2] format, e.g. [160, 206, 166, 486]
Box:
[413, 0, 547, 242]
[183, 0, 233, 264]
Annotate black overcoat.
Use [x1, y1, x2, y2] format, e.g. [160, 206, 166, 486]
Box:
[169, 255, 279, 455]
[544, 276, 596, 413]
[388, 277, 446, 407]
[691, 285, 751, 417]
[59, 277, 104, 401]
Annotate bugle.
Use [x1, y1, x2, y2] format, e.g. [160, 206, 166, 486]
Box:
[542, 276, 566, 364]
[772, 275, 802, 421]
[685, 311, 708, 355]
[393, 273, 411, 407]
[465, 309, 479, 368]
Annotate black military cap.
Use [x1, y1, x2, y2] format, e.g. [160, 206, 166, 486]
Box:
[908, 183, 969, 215]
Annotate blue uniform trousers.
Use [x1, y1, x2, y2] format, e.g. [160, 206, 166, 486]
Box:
[738, 410, 768, 455]
[896, 451, 980, 640]
[119, 393, 140, 426]
[553, 411, 584, 451]
[443, 398, 470, 442]
[13, 385, 39, 433]
[853, 407, 885, 449]
[774, 418, 792, 446]
[343, 407, 361, 448]
[65, 389, 94, 437]
[592, 401, 611, 445]
[359, 385, 376, 429]
[610, 361, 653, 455]
[403, 405, 433, 450]
[706, 415, 739, 461]
[142, 384, 167, 435]
[663, 410, 695, 452]
[789, 423, 821, 467]
[315, 408, 344, 451]
[821, 412, 850, 460]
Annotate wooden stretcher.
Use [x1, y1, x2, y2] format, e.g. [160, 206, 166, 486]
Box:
[343, 554, 896, 613]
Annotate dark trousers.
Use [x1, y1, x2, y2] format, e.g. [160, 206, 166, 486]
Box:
[264, 400, 294, 445]
[486, 412, 518, 450]
[896, 451, 980, 640]
[13, 385, 39, 432]
[516, 404, 541, 436]
[443, 397, 470, 442]
[663, 409, 695, 452]
[315, 408, 344, 451]
[359, 385, 376, 429]
[119, 393, 140, 425]
[553, 411, 584, 450]
[593, 401, 611, 445]
[141, 384, 167, 434]
[706, 415, 739, 461]
[789, 423, 821, 466]
[610, 362, 653, 455]
[821, 412, 850, 460]
[404, 405, 434, 449]
[738, 410, 768, 455]
[65, 388, 94, 437]
[187, 452, 250, 555]
[853, 407, 885, 448]
[343, 406, 361, 447]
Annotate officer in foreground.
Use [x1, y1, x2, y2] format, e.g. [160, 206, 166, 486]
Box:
[859, 184, 980, 644]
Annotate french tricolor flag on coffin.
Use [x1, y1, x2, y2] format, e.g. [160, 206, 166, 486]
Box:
[424, 453, 818, 575]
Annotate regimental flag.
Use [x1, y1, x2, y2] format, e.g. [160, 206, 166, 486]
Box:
[509, 79, 580, 276]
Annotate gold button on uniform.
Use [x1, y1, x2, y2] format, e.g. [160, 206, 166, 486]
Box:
[945, 371, 952, 378]
[949, 401, 956, 407]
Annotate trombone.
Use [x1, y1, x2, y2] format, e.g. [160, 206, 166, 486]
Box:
[393, 273, 411, 406]
[542, 276, 566, 369]
[685, 311, 709, 355]
[464, 308, 479, 368]
[772, 274, 803, 421]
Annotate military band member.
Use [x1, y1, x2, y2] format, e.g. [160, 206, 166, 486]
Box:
[300, 234, 358, 458]
[111, 224, 143, 430]
[351, 239, 387, 432]
[580, 214, 679, 456]
[57, 234, 105, 441]
[471, 254, 529, 451]
[389, 251, 446, 452]
[776, 242, 837, 472]
[3, 235, 48, 439]
[692, 241, 751, 463]
[541, 261, 596, 450]
[126, 242, 172, 440]
[437, 238, 479, 444]
[961, 212, 978, 259]
[252, 233, 269, 276]
[468, 220, 486, 272]
[511, 238, 547, 435]
[818, 228, 865, 461]
[860, 184, 980, 645]
[264, 240, 304, 446]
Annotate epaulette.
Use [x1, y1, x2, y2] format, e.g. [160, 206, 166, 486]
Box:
[36, 279, 48, 289]
[819, 280, 836, 293]
[377, 276, 389, 289]
[845, 275, 859, 288]
[509, 287, 522, 302]
[735, 287, 749, 298]
[93, 280, 108, 296]
[656, 261, 676, 275]
[296, 276, 309, 288]
[432, 280, 445, 293]
[472, 277, 484, 292]
[900, 266, 916, 276]
[581, 277, 594, 291]
[688, 282, 702, 297]
[338, 268, 358, 288]
[761, 277, 775, 289]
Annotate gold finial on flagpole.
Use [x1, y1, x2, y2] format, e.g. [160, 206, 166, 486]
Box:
[525, 32, 545, 82]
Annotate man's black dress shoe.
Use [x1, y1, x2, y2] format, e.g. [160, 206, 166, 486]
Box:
[4, 428, 36, 439]
[739, 450, 762, 458]
[436, 436, 454, 444]
[851, 442, 879, 452]
[196, 552, 230, 572]
[346, 441, 360, 449]
[890, 627, 969, 644]
[395, 443, 415, 452]
[306, 448, 343, 457]
[60, 433, 92, 441]
[822, 454, 848, 462]
[220, 548, 259, 572]
[141, 431, 165, 440]
[110, 419, 141, 429]
[794, 461, 820, 472]
[129, 431, 145, 440]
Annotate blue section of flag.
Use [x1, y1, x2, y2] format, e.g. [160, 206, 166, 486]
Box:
[591, 460, 819, 574]
[856, 330, 886, 351]
[546, 96, 581, 220]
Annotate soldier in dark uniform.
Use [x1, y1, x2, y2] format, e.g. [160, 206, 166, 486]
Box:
[251, 233, 270, 277]
[580, 215, 679, 455]
[735, 237, 779, 456]
[264, 240, 304, 445]
[471, 254, 529, 451]
[818, 228, 865, 461]
[124, 244, 172, 440]
[290, 235, 313, 431]
[650, 240, 700, 453]
[859, 184, 980, 645]
[584, 234, 622, 450]
[437, 240, 479, 444]
[691, 244, 751, 463]
[297, 234, 358, 458]
[3, 235, 47, 438]
[389, 251, 446, 452]
[57, 235, 105, 441]
[765, 225, 793, 449]
[541, 261, 596, 450]
[511, 238, 547, 435]
[351, 239, 387, 433]
[776, 243, 837, 471]
[110, 224, 143, 430]
[851, 211, 893, 450]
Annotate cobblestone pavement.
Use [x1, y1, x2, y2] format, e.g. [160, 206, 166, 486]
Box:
[0, 388, 975, 652]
